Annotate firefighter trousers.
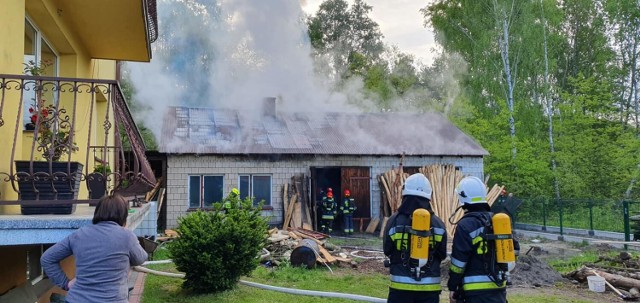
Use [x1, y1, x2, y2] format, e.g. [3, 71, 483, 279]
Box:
[463, 290, 507, 303]
[342, 214, 353, 234]
[387, 288, 440, 303]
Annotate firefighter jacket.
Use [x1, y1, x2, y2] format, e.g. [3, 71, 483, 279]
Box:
[383, 210, 447, 292]
[320, 197, 336, 219]
[448, 210, 520, 294]
[340, 198, 357, 215]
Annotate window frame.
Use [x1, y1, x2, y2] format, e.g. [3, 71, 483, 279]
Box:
[238, 174, 272, 207]
[24, 16, 60, 74]
[187, 174, 224, 209]
[24, 16, 60, 130]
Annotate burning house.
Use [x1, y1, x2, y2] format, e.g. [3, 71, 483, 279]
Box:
[160, 98, 487, 229]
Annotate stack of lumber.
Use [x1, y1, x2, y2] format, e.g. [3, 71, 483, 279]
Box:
[420, 164, 465, 239]
[144, 178, 166, 212]
[379, 163, 507, 239]
[282, 174, 313, 230]
[486, 184, 505, 205]
[378, 166, 407, 217]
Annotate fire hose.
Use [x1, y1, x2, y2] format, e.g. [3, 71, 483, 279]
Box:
[133, 257, 386, 303]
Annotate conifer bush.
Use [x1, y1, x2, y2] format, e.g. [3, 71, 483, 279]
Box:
[168, 192, 268, 293]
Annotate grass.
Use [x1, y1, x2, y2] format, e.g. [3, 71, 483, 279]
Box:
[142, 247, 389, 303]
[328, 235, 382, 248]
[143, 244, 607, 303]
[547, 250, 601, 274]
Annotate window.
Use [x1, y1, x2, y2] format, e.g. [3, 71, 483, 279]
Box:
[23, 17, 59, 129]
[188, 175, 223, 208]
[239, 175, 272, 206]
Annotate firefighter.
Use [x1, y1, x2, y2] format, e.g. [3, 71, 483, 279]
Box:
[319, 189, 337, 233]
[448, 176, 519, 303]
[383, 173, 447, 303]
[340, 189, 357, 235]
[223, 188, 240, 213]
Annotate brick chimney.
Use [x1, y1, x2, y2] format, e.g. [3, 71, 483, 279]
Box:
[263, 97, 276, 118]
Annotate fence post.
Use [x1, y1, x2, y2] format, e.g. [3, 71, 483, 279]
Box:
[624, 200, 630, 250]
[558, 198, 564, 240]
[588, 199, 594, 236]
[542, 197, 547, 231]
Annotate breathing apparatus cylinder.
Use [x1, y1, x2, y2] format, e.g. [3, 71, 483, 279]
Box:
[491, 213, 515, 263]
[410, 208, 431, 278]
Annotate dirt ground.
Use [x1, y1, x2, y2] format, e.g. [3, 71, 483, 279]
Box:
[334, 233, 627, 302]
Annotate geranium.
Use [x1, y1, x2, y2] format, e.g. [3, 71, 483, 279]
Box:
[29, 105, 49, 124]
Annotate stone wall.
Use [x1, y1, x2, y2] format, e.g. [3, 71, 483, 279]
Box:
[165, 155, 483, 228]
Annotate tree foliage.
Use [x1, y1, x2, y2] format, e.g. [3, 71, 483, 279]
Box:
[423, 0, 640, 200]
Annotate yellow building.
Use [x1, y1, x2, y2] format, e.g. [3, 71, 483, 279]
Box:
[0, 0, 157, 301]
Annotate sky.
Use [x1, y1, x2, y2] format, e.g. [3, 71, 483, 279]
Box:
[300, 0, 437, 65]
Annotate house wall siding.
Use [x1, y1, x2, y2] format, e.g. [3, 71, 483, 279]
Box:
[165, 155, 484, 228]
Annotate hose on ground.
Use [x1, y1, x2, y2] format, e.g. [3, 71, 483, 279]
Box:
[349, 250, 386, 260]
[134, 261, 386, 302]
[238, 280, 385, 303]
[134, 266, 184, 278]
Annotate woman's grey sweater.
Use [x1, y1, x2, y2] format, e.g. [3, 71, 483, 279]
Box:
[41, 221, 148, 303]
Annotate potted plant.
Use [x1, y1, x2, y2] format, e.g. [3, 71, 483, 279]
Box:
[87, 163, 111, 203]
[17, 60, 82, 215]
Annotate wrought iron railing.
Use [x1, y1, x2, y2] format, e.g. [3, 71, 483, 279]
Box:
[0, 74, 156, 209]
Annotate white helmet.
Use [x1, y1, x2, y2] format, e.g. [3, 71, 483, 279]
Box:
[402, 173, 432, 200]
[455, 176, 487, 205]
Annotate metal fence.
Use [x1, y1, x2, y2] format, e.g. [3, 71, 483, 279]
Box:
[515, 197, 627, 234]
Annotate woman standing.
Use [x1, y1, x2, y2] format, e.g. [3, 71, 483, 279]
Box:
[41, 194, 148, 303]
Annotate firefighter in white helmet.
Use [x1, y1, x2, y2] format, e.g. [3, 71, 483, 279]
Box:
[448, 176, 520, 303]
[383, 173, 447, 303]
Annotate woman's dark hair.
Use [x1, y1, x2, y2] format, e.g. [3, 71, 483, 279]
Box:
[93, 194, 129, 226]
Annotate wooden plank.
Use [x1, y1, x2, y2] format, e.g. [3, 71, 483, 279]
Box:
[318, 245, 337, 263]
[283, 194, 297, 229]
[291, 230, 324, 246]
[365, 217, 380, 233]
[283, 183, 289, 219]
[291, 196, 302, 228]
[288, 230, 300, 240]
[145, 178, 163, 201]
[379, 217, 389, 238]
[156, 188, 166, 213]
[334, 256, 352, 263]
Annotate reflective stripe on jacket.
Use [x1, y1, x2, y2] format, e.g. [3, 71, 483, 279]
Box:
[448, 211, 519, 293]
[383, 211, 447, 292]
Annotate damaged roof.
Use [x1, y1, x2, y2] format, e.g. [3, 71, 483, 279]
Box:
[160, 106, 488, 156]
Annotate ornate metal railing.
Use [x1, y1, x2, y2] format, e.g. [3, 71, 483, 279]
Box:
[0, 74, 156, 208]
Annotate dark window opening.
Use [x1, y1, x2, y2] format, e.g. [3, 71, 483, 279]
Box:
[188, 175, 223, 209]
[239, 175, 272, 206]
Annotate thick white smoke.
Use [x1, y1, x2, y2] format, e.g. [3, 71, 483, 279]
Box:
[126, 0, 363, 141]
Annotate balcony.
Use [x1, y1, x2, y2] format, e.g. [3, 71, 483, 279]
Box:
[0, 74, 156, 214]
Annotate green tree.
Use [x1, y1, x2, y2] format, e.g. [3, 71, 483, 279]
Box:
[307, 0, 384, 78]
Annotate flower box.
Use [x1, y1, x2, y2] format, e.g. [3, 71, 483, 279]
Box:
[16, 161, 83, 215]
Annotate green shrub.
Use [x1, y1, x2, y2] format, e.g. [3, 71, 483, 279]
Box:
[168, 192, 268, 293]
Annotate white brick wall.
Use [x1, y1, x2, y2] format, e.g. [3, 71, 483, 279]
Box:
[165, 155, 484, 228]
